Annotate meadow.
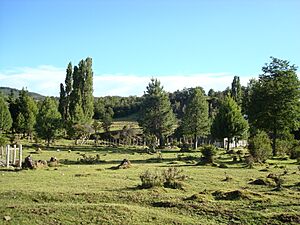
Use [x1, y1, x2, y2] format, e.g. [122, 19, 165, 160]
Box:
[0, 139, 299, 225]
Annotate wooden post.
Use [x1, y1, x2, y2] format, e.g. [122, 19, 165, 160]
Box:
[18, 144, 22, 168]
[13, 145, 17, 165]
[6, 145, 10, 168]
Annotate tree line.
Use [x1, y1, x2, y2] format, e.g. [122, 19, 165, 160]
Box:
[0, 57, 299, 158]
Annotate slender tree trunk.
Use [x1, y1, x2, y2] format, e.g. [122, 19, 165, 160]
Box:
[159, 135, 165, 148]
[272, 131, 277, 156]
[227, 138, 231, 151]
[194, 134, 198, 150]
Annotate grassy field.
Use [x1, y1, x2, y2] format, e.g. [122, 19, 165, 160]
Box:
[0, 140, 299, 225]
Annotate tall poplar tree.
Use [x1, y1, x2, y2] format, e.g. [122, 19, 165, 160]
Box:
[231, 76, 242, 106]
[248, 57, 300, 155]
[139, 78, 177, 147]
[181, 87, 210, 149]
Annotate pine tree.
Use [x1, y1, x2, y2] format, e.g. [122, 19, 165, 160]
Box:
[36, 97, 61, 146]
[181, 87, 210, 149]
[138, 78, 177, 147]
[212, 95, 248, 151]
[16, 89, 38, 137]
[248, 57, 300, 155]
[0, 95, 12, 133]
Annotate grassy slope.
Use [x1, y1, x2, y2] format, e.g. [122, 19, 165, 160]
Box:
[0, 140, 299, 225]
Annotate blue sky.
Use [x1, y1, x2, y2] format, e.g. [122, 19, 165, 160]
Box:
[0, 0, 299, 96]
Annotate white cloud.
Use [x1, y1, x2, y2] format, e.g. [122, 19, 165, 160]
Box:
[0, 65, 65, 96]
[0, 66, 254, 97]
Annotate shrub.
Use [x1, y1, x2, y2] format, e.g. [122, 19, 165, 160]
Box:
[140, 170, 164, 188]
[200, 145, 217, 164]
[140, 167, 188, 189]
[145, 134, 158, 152]
[248, 130, 272, 163]
[78, 154, 101, 164]
[180, 142, 192, 152]
[163, 167, 188, 189]
[290, 144, 300, 160]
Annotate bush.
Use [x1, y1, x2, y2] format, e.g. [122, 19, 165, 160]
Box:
[289, 144, 300, 160]
[140, 170, 164, 188]
[78, 154, 101, 164]
[180, 142, 192, 152]
[140, 167, 188, 189]
[248, 130, 272, 163]
[201, 145, 217, 164]
[163, 167, 188, 189]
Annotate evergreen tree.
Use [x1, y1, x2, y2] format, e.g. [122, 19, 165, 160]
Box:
[36, 97, 61, 146]
[138, 78, 177, 147]
[0, 95, 12, 133]
[248, 57, 300, 155]
[231, 76, 242, 106]
[212, 95, 248, 151]
[16, 89, 38, 137]
[181, 87, 210, 149]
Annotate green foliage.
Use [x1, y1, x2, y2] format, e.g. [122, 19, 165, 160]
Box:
[163, 167, 188, 189]
[248, 57, 300, 155]
[0, 95, 12, 132]
[101, 107, 114, 133]
[78, 154, 101, 164]
[145, 134, 158, 152]
[231, 76, 242, 106]
[212, 95, 248, 150]
[201, 145, 217, 163]
[94, 96, 141, 119]
[36, 97, 62, 146]
[13, 89, 38, 136]
[0, 134, 6, 146]
[288, 141, 300, 160]
[140, 170, 164, 188]
[181, 87, 210, 149]
[59, 58, 94, 137]
[71, 124, 94, 145]
[248, 130, 272, 162]
[138, 78, 177, 147]
[140, 167, 187, 189]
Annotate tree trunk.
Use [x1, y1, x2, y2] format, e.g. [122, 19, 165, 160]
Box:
[159, 135, 165, 148]
[227, 138, 231, 151]
[194, 134, 198, 150]
[272, 135, 277, 156]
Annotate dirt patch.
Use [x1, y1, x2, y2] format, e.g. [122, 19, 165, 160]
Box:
[249, 178, 269, 185]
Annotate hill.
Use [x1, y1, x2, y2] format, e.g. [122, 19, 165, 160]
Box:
[0, 87, 46, 100]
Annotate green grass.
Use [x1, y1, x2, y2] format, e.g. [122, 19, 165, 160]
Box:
[0, 140, 299, 224]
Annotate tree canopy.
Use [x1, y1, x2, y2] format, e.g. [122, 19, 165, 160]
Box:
[212, 95, 248, 150]
[138, 78, 177, 146]
[248, 57, 300, 155]
[181, 87, 210, 149]
[36, 97, 62, 146]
